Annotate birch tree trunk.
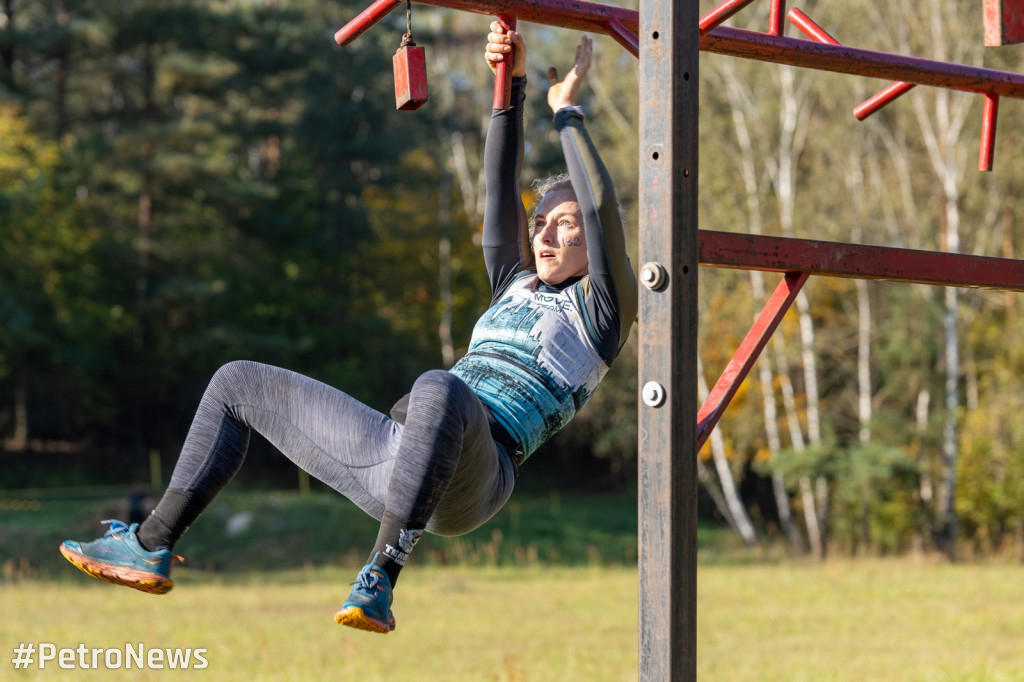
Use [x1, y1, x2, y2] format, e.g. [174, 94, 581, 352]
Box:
[770, 63, 826, 558]
[714, 59, 803, 551]
[697, 357, 759, 547]
[902, 0, 976, 560]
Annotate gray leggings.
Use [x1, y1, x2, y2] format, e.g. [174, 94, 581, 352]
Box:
[168, 360, 517, 536]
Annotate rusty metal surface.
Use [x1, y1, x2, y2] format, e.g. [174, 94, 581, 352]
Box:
[337, 0, 1024, 103]
[701, 25, 1024, 98]
[699, 0, 757, 34]
[980, 94, 1000, 171]
[984, 0, 1024, 46]
[335, 0, 404, 45]
[696, 272, 807, 450]
[493, 15, 517, 110]
[637, 0, 699, 678]
[699, 230, 1024, 291]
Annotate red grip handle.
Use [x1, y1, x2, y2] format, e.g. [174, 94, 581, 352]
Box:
[493, 15, 517, 110]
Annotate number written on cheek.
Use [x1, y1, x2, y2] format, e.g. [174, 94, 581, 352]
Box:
[560, 235, 582, 247]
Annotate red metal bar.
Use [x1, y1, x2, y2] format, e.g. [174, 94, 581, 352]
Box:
[785, 8, 920, 122]
[335, 0, 404, 45]
[853, 81, 916, 120]
[604, 16, 638, 57]
[698, 230, 1024, 291]
[696, 271, 808, 449]
[699, 0, 757, 35]
[413, 0, 638, 35]
[787, 8, 837, 44]
[985, 0, 1024, 46]
[768, 0, 786, 36]
[979, 93, 1000, 172]
[700, 26, 1024, 99]
[337, 0, 1024, 103]
[493, 15, 516, 110]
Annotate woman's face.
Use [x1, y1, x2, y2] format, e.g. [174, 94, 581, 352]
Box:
[532, 190, 588, 285]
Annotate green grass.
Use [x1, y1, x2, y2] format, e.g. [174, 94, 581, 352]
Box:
[4, 491, 1024, 680]
[3, 561, 1024, 680]
[1, 489, 738, 576]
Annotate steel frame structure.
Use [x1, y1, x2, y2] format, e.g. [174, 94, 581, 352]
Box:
[336, 0, 1024, 678]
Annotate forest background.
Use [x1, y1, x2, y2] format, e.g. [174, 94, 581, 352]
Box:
[3, 0, 1024, 562]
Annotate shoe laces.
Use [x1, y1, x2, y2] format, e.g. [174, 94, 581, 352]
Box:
[354, 568, 382, 591]
[101, 519, 132, 537]
[99, 519, 185, 565]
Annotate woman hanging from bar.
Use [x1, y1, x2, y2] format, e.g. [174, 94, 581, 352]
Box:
[59, 23, 636, 634]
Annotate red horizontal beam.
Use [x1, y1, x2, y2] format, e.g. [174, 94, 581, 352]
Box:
[698, 230, 1024, 291]
[337, 0, 639, 46]
[337, 0, 1024, 102]
[701, 26, 1024, 100]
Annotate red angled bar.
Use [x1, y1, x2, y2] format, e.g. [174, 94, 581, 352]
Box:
[786, 8, 920, 121]
[787, 7, 837, 44]
[698, 230, 1024, 291]
[336, 0, 404, 45]
[604, 17, 638, 56]
[854, 81, 916, 119]
[980, 93, 999, 171]
[699, 0, 757, 34]
[696, 271, 808, 449]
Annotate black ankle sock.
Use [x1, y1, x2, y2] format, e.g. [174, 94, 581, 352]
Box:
[136, 488, 202, 551]
[368, 512, 424, 588]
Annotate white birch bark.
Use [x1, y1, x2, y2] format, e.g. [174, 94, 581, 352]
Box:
[714, 59, 803, 551]
[698, 357, 759, 547]
[901, 0, 976, 558]
[768, 63, 826, 558]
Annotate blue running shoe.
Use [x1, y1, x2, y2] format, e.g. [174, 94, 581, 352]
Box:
[334, 557, 395, 633]
[59, 520, 183, 595]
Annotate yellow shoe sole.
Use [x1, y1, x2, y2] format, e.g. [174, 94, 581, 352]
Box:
[334, 605, 395, 633]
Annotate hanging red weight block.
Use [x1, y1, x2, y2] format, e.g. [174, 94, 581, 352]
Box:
[393, 38, 428, 110]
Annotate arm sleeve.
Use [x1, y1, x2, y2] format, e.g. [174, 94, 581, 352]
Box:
[555, 108, 638, 363]
[481, 76, 531, 302]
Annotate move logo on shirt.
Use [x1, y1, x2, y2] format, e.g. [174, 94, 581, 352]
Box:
[532, 292, 574, 311]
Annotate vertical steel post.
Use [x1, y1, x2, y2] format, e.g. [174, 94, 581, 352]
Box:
[638, 0, 699, 678]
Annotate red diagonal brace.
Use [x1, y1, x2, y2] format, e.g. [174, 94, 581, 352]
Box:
[335, 0, 404, 45]
[604, 16, 639, 57]
[787, 7, 837, 44]
[699, 0, 758, 35]
[696, 271, 809, 449]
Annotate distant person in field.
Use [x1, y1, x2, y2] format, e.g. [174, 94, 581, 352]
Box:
[60, 24, 636, 634]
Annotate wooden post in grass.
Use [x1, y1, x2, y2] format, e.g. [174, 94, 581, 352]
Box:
[637, 0, 700, 677]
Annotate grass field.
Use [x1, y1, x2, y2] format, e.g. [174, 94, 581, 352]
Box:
[4, 560, 1024, 681]
[3, 491, 1024, 680]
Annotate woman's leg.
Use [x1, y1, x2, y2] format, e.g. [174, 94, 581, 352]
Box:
[365, 369, 516, 586]
[139, 360, 402, 551]
[336, 369, 516, 632]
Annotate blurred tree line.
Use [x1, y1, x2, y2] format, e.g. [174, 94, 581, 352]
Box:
[3, 0, 1024, 559]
